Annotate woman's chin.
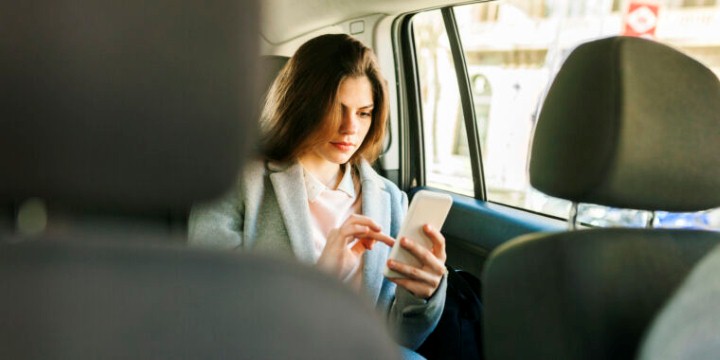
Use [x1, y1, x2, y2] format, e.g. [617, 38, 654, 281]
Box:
[327, 152, 354, 165]
[332, 156, 352, 165]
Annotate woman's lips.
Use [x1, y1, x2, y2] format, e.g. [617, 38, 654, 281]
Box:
[331, 142, 354, 152]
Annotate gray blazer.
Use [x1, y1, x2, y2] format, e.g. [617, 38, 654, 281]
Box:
[189, 159, 446, 349]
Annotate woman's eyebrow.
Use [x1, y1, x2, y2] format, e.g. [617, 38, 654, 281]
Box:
[341, 103, 374, 109]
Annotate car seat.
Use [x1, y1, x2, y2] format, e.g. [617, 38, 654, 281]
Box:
[481, 36, 720, 360]
[0, 1, 398, 359]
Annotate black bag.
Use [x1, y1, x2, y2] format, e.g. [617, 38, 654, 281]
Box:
[417, 266, 484, 360]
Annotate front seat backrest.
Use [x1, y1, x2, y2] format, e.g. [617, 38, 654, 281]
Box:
[0, 1, 398, 359]
[482, 36, 720, 360]
[0, 0, 256, 211]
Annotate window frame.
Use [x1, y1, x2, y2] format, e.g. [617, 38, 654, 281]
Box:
[393, 4, 489, 200]
[392, 2, 569, 223]
[440, 7, 486, 200]
[392, 13, 425, 192]
[391, 1, 720, 230]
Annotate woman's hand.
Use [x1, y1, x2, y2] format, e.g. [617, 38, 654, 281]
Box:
[386, 224, 447, 299]
[317, 214, 395, 281]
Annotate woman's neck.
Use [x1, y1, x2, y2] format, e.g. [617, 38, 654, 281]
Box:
[298, 156, 343, 188]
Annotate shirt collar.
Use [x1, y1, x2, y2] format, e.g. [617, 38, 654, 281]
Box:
[336, 164, 356, 197]
[303, 164, 356, 202]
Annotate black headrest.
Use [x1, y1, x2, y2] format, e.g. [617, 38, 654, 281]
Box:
[0, 0, 260, 213]
[530, 36, 720, 212]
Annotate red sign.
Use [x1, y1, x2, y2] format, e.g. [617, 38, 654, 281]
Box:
[623, 2, 660, 38]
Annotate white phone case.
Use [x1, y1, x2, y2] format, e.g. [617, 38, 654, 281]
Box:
[383, 190, 453, 278]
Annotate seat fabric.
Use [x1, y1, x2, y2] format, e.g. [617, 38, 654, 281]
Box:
[483, 36, 720, 360]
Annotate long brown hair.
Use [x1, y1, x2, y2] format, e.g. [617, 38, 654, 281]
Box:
[261, 34, 388, 165]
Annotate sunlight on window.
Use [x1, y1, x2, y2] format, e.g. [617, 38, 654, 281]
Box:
[414, 10, 475, 197]
[414, 0, 720, 229]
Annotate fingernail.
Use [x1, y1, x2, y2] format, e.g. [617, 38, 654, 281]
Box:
[426, 224, 434, 231]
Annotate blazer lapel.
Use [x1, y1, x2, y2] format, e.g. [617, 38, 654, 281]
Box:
[268, 161, 317, 264]
[358, 161, 391, 304]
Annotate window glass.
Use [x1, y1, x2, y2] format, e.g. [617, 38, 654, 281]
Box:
[413, 10, 474, 196]
[414, 0, 720, 229]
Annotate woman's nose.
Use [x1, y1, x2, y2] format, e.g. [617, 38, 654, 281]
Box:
[340, 112, 358, 134]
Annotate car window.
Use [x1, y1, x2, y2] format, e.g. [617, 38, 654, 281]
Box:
[414, 10, 474, 197]
[410, 0, 720, 229]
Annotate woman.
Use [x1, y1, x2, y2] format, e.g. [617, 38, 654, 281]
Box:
[189, 34, 447, 352]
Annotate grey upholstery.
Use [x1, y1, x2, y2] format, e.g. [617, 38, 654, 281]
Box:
[639, 243, 720, 360]
[0, 0, 260, 212]
[260, 55, 290, 98]
[0, 240, 398, 359]
[485, 230, 720, 359]
[0, 2, 398, 359]
[530, 37, 720, 212]
[483, 36, 720, 360]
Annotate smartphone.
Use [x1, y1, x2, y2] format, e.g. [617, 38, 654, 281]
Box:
[383, 190, 453, 278]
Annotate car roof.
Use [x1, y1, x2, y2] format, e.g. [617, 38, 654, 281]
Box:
[261, 0, 463, 44]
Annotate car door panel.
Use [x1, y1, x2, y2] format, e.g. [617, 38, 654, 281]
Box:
[409, 186, 564, 278]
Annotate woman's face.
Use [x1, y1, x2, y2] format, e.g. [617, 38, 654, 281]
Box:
[304, 76, 374, 166]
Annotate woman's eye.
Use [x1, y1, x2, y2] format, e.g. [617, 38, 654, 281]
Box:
[359, 112, 372, 118]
